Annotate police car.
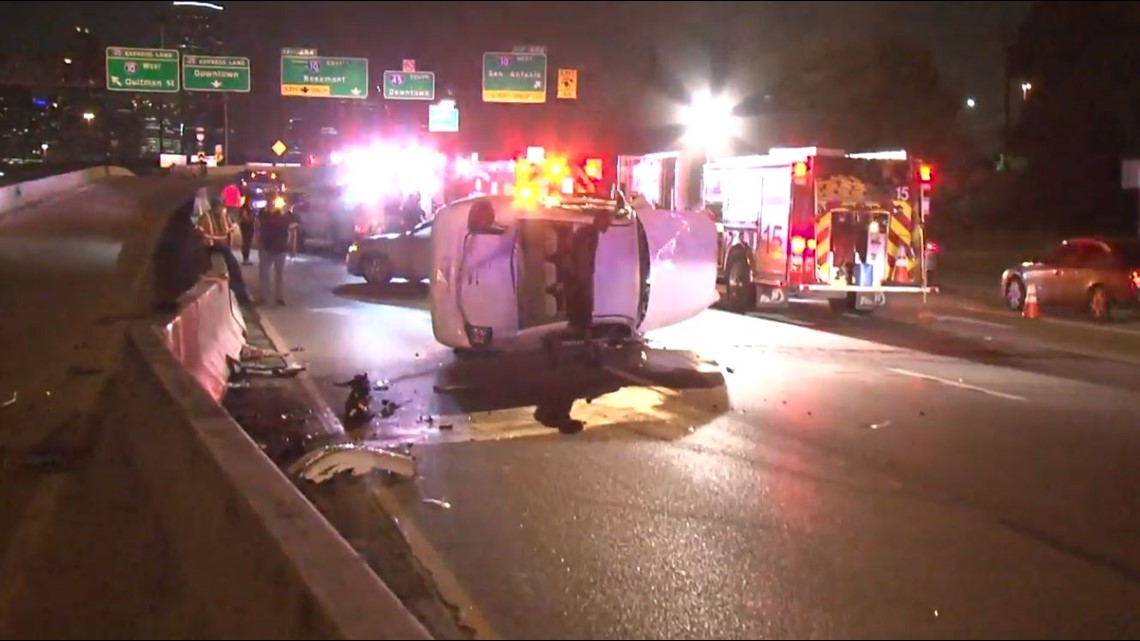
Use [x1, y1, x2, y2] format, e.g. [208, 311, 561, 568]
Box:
[429, 154, 719, 352]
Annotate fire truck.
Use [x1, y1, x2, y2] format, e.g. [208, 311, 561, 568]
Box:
[618, 147, 937, 315]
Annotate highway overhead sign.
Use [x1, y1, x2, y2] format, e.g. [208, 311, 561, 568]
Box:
[482, 52, 547, 104]
[383, 71, 435, 100]
[280, 55, 369, 99]
[183, 55, 251, 92]
[106, 47, 180, 93]
[428, 103, 459, 132]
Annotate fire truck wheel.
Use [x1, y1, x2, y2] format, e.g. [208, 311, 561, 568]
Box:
[725, 255, 756, 312]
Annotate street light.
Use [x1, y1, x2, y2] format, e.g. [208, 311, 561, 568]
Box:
[965, 97, 976, 109]
[679, 89, 741, 159]
[1021, 81, 1033, 101]
[82, 112, 95, 123]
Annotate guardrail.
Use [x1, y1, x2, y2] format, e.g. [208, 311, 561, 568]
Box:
[114, 262, 429, 638]
[0, 165, 135, 216]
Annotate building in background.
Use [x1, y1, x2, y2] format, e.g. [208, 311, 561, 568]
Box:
[138, 0, 227, 157]
[0, 25, 116, 163]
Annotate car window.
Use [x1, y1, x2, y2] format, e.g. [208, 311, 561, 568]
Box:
[1046, 242, 1082, 266]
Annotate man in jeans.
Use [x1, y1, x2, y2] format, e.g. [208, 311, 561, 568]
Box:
[256, 192, 297, 306]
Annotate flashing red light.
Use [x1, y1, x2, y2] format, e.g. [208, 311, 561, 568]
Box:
[791, 235, 807, 255]
[792, 161, 810, 178]
[925, 241, 940, 254]
[918, 163, 933, 183]
[584, 158, 603, 180]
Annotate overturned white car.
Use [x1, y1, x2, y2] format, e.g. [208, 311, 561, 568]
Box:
[430, 191, 719, 352]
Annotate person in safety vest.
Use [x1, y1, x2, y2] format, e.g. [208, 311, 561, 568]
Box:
[196, 200, 253, 306]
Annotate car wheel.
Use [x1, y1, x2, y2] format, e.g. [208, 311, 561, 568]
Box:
[363, 256, 391, 285]
[1004, 278, 1025, 311]
[1088, 285, 1111, 322]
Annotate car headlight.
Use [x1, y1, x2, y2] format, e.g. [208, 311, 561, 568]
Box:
[348, 243, 359, 253]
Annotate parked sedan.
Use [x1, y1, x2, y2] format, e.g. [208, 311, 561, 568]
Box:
[346, 219, 433, 286]
[1000, 236, 1140, 321]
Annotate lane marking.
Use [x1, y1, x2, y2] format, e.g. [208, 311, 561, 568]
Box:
[927, 314, 1014, 330]
[258, 310, 500, 640]
[750, 312, 815, 327]
[886, 367, 1028, 402]
[959, 304, 1140, 336]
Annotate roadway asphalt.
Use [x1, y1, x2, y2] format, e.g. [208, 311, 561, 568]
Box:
[251, 251, 1140, 639]
[0, 174, 223, 637]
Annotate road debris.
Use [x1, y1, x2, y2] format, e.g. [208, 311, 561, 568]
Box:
[288, 443, 416, 483]
[336, 373, 375, 425]
[1, 392, 16, 409]
[422, 498, 452, 509]
[867, 420, 891, 430]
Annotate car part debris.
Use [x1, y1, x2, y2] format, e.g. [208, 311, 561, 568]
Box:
[1, 392, 15, 409]
[240, 344, 287, 361]
[288, 443, 416, 483]
[422, 498, 451, 509]
[335, 374, 375, 425]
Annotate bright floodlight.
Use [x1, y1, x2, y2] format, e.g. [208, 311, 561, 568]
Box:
[680, 90, 740, 152]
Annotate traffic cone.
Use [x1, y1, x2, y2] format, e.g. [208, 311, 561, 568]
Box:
[892, 250, 912, 283]
[1022, 283, 1040, 319]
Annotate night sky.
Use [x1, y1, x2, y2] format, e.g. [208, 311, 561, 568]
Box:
[4, 1, 1033, 154]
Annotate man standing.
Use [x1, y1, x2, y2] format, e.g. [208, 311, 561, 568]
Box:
[256, 192, 297, 307]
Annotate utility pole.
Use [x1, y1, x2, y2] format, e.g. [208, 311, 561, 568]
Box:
[223, 92, 229, 166]
[157, 18, 166, 157]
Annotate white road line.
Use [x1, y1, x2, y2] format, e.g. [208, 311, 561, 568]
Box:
[887, 367, 1028, 402]
[750, 313, 815, 327]
[928, 314, 1014, 330]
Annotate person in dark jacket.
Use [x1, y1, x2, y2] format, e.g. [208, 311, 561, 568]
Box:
[256, 193, 298, 306]
[238, 202, 256, 264]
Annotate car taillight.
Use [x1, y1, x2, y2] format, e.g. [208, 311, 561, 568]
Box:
[925, 241, 940, 254]
[1130, 269, 1140, 290]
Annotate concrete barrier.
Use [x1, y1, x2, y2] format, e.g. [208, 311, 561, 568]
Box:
[157, 274, 245, 401]
[112, 249, 430, 637]
[0, 165, 135, 215]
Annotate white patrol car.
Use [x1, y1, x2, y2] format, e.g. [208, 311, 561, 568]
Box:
[429, 191, 719, 352]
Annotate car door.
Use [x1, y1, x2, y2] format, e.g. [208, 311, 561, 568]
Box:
[1022, 242, 1073, 305]
[1049, 241, 1097, 306]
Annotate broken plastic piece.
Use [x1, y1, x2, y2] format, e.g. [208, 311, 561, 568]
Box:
[287, 443, 416, 483]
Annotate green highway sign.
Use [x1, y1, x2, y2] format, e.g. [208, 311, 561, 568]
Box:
[482, 52, 547, 103]
[183, 55, 251, 92]
[383, 71, 435, 101]
[280, 55, 369, 99]
[106, 47, 180, 93]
